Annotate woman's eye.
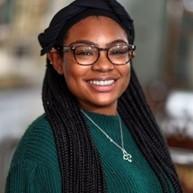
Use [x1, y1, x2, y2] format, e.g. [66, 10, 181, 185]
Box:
[74, 46, 95, 56]
[110, 48, 128, 55]
[76, 50, 93, 56]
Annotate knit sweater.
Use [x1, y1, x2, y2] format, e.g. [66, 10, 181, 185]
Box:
[5, 112, 173, 193]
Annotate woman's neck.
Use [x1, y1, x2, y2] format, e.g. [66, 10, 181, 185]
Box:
[79, 102, 118, 116]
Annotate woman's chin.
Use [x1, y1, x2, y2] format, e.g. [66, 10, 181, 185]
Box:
[83, 97, 117, 112]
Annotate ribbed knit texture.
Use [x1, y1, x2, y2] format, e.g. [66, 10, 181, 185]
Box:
[5, 113, 174, 193]
[5, 114, 61, 193]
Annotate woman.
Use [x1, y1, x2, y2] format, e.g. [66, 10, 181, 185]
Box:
[5, 0, 183, 193]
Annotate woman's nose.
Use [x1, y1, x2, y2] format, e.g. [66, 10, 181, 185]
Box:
[91, 51, 114, 72]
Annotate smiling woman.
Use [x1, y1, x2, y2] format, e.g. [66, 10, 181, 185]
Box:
[5, 0, 183, 193]
[49, 16, 132, 115]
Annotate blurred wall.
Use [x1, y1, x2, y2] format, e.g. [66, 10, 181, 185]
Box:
[121, 0, 166, 85]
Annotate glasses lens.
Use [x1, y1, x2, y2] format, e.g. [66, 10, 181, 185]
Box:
[74, 45, 98, 65]
[108, 44, 130, 65]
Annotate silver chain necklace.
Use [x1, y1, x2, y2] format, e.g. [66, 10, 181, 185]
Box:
[81, 110, 132, 163]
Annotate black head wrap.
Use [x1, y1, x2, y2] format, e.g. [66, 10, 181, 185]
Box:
[40, 1, 183, 193]
[38, 0, 135, 55]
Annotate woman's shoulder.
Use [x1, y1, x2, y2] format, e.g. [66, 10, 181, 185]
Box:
[28, 113, 49, 129]
[11, 114, 58, 167]
[20, 113, 53, 145]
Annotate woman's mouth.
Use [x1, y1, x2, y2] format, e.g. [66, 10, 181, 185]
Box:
[88, 79, 115, 86]
[87, 79, 116, 92]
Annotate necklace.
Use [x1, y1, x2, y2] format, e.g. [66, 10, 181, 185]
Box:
[81, 110, 132, 163]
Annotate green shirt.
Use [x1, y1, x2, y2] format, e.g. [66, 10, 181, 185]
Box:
[5, 113, 173, 193]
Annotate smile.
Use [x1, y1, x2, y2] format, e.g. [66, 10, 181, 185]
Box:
[88, 80, 115, 86]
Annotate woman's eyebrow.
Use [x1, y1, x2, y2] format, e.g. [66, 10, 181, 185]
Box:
[68, 39, 128, 47]
[106, 39, 128, 47]
[69, 40, 97, 46]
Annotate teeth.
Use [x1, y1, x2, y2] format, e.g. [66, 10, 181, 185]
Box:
[89, 80, 115, 86]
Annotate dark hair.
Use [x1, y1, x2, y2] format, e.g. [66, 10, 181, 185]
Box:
[42, 14, 182, 193]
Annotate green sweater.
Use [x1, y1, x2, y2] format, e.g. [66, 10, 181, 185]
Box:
[5, 112, 172, 193]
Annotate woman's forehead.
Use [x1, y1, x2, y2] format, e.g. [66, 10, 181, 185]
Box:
[64, 16, 128, 45]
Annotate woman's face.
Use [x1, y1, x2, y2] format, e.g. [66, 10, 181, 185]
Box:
[51, 16, 131, 115]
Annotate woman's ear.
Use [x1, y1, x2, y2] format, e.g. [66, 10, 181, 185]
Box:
[48, 48, 64, 75]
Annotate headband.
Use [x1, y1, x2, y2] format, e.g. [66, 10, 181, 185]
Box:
[38, 0, 135, 56]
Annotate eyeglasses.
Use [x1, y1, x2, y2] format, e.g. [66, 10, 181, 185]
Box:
[56, 41, 136, 66]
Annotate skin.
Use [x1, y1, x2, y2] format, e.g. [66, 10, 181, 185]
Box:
[49, 16, 131, 115]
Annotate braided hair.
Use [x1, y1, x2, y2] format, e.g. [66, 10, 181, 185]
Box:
[42, 59, 182, 193]
[40, 1, 183, 193]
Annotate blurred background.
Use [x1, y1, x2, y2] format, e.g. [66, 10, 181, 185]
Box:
[0, 0, 193, 192]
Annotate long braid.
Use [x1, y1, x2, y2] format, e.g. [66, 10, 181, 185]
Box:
[42, 63, 106, 193]
[118, 65, 182, 193]
[105, 2, 181, 191]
